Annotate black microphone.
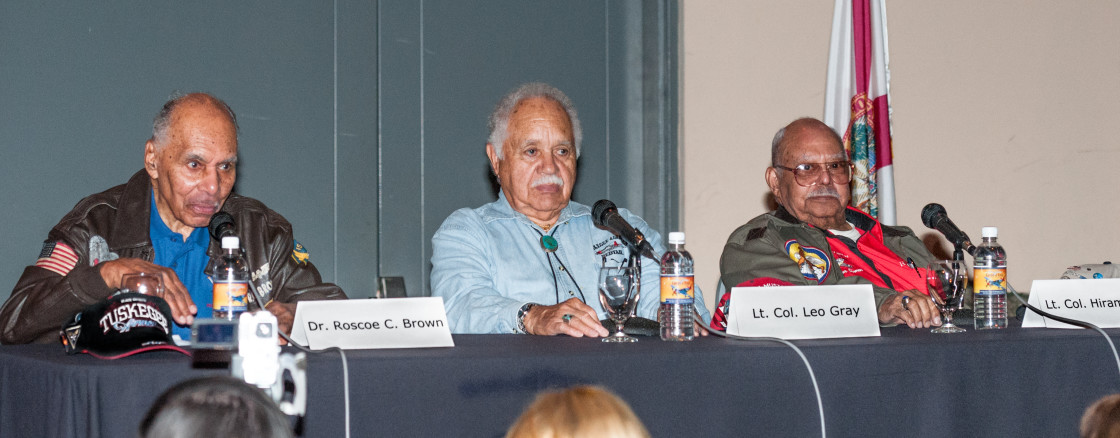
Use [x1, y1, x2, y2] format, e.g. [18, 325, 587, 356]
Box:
[592, 199, 658, 261]
[208, 211, 236, 241]
[920, 203, 975, 256]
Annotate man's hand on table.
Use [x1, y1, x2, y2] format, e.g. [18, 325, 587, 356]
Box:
[524, 298, 609, 337]
[98, 258, 196, 326]
[265, 301, 297, 345]
[694, 308, 710, 336]
[879, 289, 941, 329]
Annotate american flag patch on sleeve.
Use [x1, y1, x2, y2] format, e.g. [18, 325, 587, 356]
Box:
[35, 241, 79, 276]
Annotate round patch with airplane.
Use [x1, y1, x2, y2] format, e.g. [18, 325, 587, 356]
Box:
[784, 240, 830, 283]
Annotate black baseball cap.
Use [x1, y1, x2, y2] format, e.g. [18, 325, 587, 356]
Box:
[61, 292, 190, 359]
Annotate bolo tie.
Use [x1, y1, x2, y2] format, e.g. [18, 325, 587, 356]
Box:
[532, 225, 587, 305]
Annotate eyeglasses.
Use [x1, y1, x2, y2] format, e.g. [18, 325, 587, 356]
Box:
[773, 161, 854, 186]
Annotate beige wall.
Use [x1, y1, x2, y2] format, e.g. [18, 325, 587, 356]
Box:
[682, 1, 1120, 311]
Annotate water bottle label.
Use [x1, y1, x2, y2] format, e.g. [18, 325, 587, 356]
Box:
[213, 281, 249, 312]
[973, 268, 1007, 296]
[660, 275, 694, 304]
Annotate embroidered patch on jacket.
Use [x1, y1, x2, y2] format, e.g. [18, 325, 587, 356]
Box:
[784, 240, 830, 284]
[834, 256, 863, 276]
[292, 240, 310, 265]
[251, 263, 274, 303]
[593, 237, 627, 266]
[88, 235, 119, 266]
[36, 241, 79, 276]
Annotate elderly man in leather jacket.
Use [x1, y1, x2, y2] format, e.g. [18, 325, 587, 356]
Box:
[714, 117, 939, 331]
[0, 93, 346, 344]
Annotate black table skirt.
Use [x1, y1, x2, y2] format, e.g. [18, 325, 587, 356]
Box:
[2, 325, 1118, 437]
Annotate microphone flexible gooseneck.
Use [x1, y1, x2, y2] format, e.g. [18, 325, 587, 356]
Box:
[920, 203, 976, 257]
[208, 211, 237, 241]
[591, 199, 659, 262]
[920, 203, 1120, 381]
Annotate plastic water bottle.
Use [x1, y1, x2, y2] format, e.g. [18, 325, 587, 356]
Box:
[659, 232, 695, 341]
[211, 236, 250, 320]
[973, 226, 1008, 329]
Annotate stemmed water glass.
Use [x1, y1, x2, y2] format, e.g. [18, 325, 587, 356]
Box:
[926, 260, 969, 333]
[120, 272, 164, 297]
[598, 264, 640, 343]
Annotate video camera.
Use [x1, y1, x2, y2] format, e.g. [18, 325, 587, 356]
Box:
[191, 311, 307, 416]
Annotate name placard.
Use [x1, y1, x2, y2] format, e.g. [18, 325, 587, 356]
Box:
[289, 297, 454, 350]
[1023, 279, 1120, 328]
[726, 284, 880, 339]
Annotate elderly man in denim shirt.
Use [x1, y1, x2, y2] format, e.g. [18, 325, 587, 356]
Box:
[430, 83, 710, 336]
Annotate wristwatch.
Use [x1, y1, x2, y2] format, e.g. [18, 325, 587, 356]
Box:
[516, 303, 536, 334]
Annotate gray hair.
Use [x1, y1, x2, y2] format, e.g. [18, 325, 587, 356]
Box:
[487, 82, 582, 159]
[771, 117, 845, 166]
[151, 92, 238, 149]
[770, 126, 788, 167]
[139, 376, 293, 438]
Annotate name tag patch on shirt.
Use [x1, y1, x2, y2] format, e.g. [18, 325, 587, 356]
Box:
[251, 263, 273, 302]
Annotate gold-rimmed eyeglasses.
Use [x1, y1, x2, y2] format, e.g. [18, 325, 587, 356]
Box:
[773, 161, 854, 186]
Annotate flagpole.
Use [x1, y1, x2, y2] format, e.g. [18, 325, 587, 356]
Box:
[873, 0, 896, 225]
[824, 0, 852, 132]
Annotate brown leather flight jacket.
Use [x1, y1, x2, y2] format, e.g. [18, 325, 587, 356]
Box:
[0, 170, 347, 344]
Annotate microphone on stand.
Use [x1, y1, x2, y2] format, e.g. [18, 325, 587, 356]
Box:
[208, 212, 237, 240]
[591, 199, 659, 262]
[203, 210, 309, 410]
[920, 203, 976, 257]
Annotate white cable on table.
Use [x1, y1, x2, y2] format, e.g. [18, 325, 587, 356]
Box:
[700, 317, 826, 438]
[253, 283, 352, 438]
[1007, 281, 1120, 381]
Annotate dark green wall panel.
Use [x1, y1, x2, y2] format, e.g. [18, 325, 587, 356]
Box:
[0, 1, 677, 310]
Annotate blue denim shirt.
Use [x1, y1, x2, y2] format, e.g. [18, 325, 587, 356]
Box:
[431, 192, 710, 334]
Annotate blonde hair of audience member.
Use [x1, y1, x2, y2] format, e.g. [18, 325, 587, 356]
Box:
[506, 385, 650, 438]
[139, 376, 293, 438]
[1082, 394, 1120, 438]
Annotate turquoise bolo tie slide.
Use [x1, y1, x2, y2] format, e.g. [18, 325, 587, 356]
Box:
[540, 235, 558, 253]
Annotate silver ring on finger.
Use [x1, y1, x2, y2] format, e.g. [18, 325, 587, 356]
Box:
[901, 295, 911, 311]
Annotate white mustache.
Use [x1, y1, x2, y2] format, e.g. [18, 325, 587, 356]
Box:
[808, 186, 841, 199]
[531, 174, 564, 188]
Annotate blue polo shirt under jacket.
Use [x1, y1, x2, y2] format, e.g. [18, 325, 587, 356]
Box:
[149, 191, 213, 341]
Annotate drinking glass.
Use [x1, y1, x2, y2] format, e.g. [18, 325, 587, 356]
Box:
[120, 273, 163, 297]
[598, 265, 639, 343]
[926, 260, 968, 333]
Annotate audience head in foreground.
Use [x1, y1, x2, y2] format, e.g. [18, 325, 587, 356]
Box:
[506, 385, 650, 438]
[139, 376, 293, 438]
[1082, 394, 1120, 438]
[714, 117, 939, 330]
